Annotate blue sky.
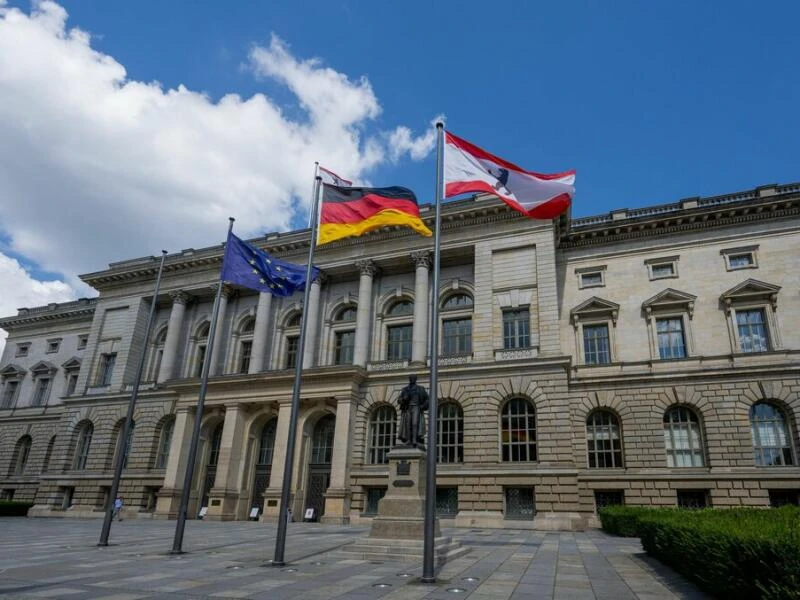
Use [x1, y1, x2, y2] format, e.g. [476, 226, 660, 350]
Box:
[0, 0, 798, 332]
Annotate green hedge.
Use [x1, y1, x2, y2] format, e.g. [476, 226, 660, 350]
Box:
[599, 506, 800, 600]
[0, 501, 34, 516]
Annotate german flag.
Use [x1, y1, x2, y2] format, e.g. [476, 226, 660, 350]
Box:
[317, 184, 432, 245]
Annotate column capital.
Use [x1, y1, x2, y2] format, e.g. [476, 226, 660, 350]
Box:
[410, 250, 432, 269]
[355, 259, 379, 277]
[169, 290, 191, 305]
[211, 283, 236, 298]
[313, 270, 329, 287]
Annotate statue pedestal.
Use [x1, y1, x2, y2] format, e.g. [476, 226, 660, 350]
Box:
[340, 446, 468, 566]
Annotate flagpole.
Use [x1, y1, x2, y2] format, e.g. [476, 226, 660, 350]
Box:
[272, 172, 322, 566]
[422, 122, 445, 583]
[307, 162, 319, 228]
[98, 250, 167, 547]
[170, 217, 234, 554]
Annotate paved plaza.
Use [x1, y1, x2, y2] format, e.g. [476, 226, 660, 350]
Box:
[0, 518, 707, 600]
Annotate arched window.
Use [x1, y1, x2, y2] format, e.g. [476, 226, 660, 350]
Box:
[311, 415, 336, 464]
[73, 422, 94, 470]
[194, 322, 210, 377]
[42, 436, 56, 473]
[333, 306, 357, 365]
[149, 327, 168, 382]
[368, 405, 396, 464]
[112, 419, 135, 469]
[750, 402, 794, 466]
[10, 435, 32, 475]
[501, 398, 536, 462]
[258, 419, 277, 466]
[586, 410, 623, 468]
[154, 417, 175, 469]
[441, 293, 473, 356]
[663, 406, 705, 467]
[437, 402, 463, 463]
[284, 312, 302, 369]
[385, 300, 414, 360]
[237, 317, 256, 374]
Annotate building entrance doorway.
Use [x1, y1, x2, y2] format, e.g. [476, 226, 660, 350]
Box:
[251, 418, 276, 514]
[305, 414, 334, 520]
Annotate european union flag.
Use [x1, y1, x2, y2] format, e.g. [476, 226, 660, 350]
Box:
[221, 232, 318, 297]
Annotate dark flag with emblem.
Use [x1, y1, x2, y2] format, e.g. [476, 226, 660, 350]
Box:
[220, 231, 318, 297]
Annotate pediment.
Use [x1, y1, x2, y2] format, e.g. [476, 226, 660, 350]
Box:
[62, 356, 82, 371]
[721, 279, 781, 310]
[642, 288, 697, 317]
[571, 296, 620, 325]
[30, 360, 57, 375]
[0, 363, 26, 378]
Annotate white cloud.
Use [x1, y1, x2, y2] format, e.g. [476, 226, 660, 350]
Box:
[0, 2, 436, 336]
[387, 115, 446, 162]
[0, 254, 75, 357]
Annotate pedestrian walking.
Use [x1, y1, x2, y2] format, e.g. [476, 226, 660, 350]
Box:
[113, 496, 123, 521]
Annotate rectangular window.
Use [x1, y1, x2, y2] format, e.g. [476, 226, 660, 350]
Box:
[46, 339, 61, 353]
[387, 324, 412, 360]
[651, 263, 675, 279]
[579, 272, 604, 288]
[677, 490, 709, 509]
[334, 330, 355, 365]
[238, 340, 252, 374]
[15, 343, 30, 358]
[502, 308, 530, 349]
[196, 345, 206, 377]
[98, 353, 117, 386]
[285, 336, 299, 369]
[435, 487, 459, 517]
[32, 378, 50, 407]
[442, 318, 472, 355]
[656, 317, 687, 359]
[737, 309, 769, 352]
[77, 335, 88, 350]
[583, 324, 610, 364]
[61, 487, 74, 509]
[504, 487, 535, 520]
[729, 253, 755, 268]
[1, 381, 19, 409]
[66, 374, 78, 396]
[722, 246, 759, 271]
[0, 489, 14, 501]
[594, 490, 625, 512]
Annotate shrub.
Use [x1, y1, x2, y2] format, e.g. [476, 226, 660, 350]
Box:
[0, 500, 34, 516]
[597, 505, 660, 537]
[601, 506, 800, 600]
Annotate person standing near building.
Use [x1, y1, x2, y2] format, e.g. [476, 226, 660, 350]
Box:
[113, 496, 123, 521]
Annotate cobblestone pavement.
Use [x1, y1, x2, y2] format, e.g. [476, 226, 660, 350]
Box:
[0, 518, 708, 600]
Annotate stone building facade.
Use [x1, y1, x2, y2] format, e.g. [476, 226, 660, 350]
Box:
[1, 181, 799, 529]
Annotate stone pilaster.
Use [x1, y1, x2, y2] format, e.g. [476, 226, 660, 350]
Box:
[411, 251, 431, 364]
[210, 285, 234, 376]
[155, 406, 194, 519]
[205, 404, 247, 521]
[157, 291, 190, 382]
[322, 397, 353, 523]
[353, 260, 378, 366]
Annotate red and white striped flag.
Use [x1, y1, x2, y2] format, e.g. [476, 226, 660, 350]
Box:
[444, 131, 575, 219]
[319, 166, 352, 187]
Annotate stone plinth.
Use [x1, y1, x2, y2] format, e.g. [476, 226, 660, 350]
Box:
[340, 446, 468, 566]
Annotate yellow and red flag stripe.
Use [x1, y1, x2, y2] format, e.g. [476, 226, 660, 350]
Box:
[317, 185, 432, 245]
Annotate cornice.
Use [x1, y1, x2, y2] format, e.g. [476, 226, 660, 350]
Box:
[0, 298, 97, 330]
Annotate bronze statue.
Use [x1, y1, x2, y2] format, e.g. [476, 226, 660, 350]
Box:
[398, 374, 429, 448]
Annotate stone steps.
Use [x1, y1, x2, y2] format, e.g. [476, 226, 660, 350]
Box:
[337, 536, 471, 564]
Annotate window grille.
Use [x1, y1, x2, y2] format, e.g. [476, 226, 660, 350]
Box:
[501, 398, 536, 462]
[368, 406, 396, 464]
[437, 402, 463, 463]
[436, 487, 459, 517]
[504, 487, 534, 519]
[586, 411, 623, 468]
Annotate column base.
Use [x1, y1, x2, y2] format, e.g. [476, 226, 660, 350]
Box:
[203, 488, 241, 521]
[321, 487, 351, 524]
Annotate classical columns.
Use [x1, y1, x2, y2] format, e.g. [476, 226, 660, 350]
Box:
[411, 251, 432, 364]
[322, 397, 354, 524]
[353, 260, 378, 367]
[157, 291, 190, 383]
[261, 402, 293, 522]
[206, 404, 248, 520]
[210, 285, 234, 376]
[249, 292, 273, 374]
[302, 272, 326, 368]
